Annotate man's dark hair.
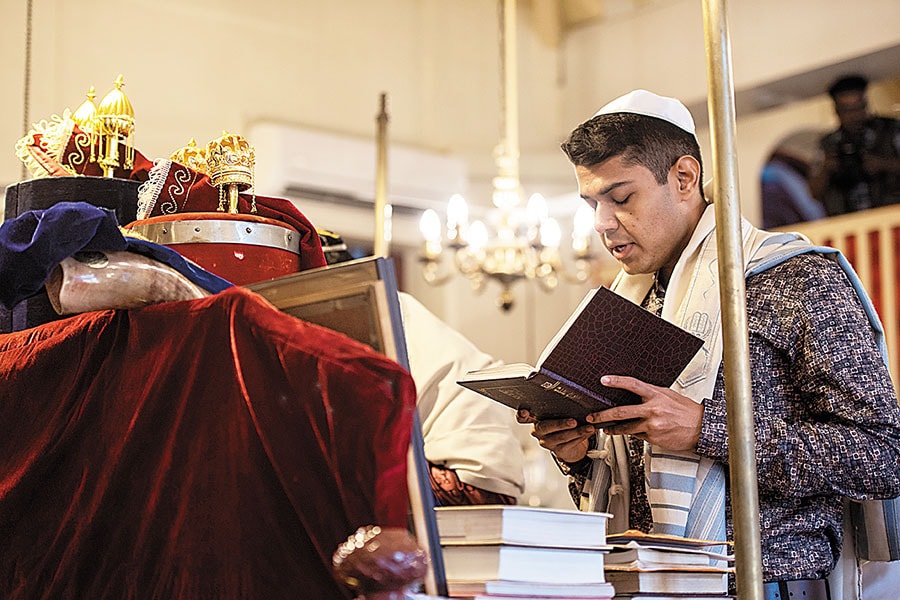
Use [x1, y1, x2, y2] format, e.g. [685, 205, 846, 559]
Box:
[560, 113, 704, 187]
[828, 74, 869, 100]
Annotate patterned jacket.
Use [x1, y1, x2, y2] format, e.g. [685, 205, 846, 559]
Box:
[567, 252, 900, 581]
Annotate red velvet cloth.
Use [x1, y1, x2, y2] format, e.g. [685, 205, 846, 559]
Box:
[129, 159, 326, 272]
[0, 287, 416, 599]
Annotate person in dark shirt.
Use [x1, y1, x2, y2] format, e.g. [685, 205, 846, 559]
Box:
[809, 74, 900, 215]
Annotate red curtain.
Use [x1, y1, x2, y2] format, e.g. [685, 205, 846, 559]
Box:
[0, 287, 416, 599]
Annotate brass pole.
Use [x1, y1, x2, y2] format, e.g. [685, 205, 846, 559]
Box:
[502, 0, 518, 180]
[374, 93, 391, 258]
[700, 1, 765, 598]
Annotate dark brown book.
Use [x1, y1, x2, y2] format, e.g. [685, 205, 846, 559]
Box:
[457, 286, 704, 422]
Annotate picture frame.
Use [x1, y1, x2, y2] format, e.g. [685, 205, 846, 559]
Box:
[248, 256, 447, 595]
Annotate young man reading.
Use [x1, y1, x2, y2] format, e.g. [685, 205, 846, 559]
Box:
[521, 90, 900, 597]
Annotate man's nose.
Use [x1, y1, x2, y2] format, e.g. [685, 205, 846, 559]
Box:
[594, 206, 619, 234]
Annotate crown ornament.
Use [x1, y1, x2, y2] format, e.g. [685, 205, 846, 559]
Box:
[92, 75, 135, 176]
[206, 131, 256, 213]
[170, 138, 208, 174]
[71, 87, 97, 134]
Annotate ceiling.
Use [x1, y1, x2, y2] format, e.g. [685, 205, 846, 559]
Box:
[522, 1, 900, 128]
[687, 43, 900, 130]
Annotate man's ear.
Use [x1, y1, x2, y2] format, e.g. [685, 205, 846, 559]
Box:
[673, 155, 702, 196]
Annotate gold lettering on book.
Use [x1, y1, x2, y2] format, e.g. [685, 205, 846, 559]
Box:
[540, 381, 583, 401]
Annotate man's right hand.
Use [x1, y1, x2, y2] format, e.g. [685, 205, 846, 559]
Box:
[516, 409, 596, 464]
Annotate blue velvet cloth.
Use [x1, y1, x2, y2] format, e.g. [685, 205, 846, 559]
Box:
[0, 201, 233, 309]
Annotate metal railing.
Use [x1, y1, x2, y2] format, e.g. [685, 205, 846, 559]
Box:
[776, 204, 900, 393]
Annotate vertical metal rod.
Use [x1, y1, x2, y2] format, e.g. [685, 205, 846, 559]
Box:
[502, 0, 518, 176]
[374, 93, 391, 258]
[21, 0, 34, 182]
[700, 1, 765, 598]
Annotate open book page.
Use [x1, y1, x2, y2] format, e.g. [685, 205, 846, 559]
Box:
[607, 530, 733, 571]
[608, 540, 733, 564]
[457, 363, 535, 380]
[607, 530, 733, 549]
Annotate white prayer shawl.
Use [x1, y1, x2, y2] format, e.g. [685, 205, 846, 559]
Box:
[399, 292, 526, 498]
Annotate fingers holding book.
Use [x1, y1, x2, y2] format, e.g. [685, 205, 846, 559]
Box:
[528, 416, 596, 464]
[588, 375, 704, 451]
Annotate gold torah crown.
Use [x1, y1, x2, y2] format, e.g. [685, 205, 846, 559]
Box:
[206, 131, 254, 190]
[71, 87, 97, 134]
[170, 138, 208, 174]
[95, 75, 135, 138]
[92, 75, 136, 173]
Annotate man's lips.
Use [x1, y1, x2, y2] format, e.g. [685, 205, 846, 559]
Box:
[608, 242, 633, 260]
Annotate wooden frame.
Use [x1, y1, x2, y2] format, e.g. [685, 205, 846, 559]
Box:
[248, 256, 447, 595]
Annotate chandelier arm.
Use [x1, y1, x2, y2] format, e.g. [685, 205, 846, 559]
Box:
[419, 258, 457, 287]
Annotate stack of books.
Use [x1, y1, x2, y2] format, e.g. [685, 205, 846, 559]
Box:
[435, 505, 615, 599]
[604, 530, 734, 600]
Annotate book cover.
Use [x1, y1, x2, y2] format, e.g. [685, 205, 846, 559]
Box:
[436, 505, 611, 549]
[446, 578, 615, 598]
[606, 544, 715, 568]
[442, 544, 608, 585]
[457, 287, 704, 422]
[615, 592, 734, 600]
[603, 569, 729, 595]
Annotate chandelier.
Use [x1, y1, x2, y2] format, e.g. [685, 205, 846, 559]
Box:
[418, 0, 597, 311]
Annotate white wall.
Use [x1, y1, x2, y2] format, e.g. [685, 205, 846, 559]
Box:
[2, 0, 899, 361]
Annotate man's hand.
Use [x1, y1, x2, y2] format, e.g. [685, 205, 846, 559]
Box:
[517, 409, 596, 464]
[585, 375, 704, 452]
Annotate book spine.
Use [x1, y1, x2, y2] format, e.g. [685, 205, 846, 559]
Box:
[529, 369, 615, 410]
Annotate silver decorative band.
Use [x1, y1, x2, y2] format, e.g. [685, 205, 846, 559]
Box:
[129, 219, 300, 254]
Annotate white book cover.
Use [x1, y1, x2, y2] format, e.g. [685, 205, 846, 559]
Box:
[442, 544, 607, 585]
[436, 505, 611, 549]
[446, 578, 616, 598]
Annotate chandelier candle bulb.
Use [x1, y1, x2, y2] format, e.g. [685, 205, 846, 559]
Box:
[419, 209, 443, 259]
[540, 218, 562, 248]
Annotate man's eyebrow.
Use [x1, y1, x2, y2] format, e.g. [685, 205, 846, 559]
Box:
[580, 180, 631, 200]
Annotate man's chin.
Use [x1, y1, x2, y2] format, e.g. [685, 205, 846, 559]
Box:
[619, 263, 651, 276]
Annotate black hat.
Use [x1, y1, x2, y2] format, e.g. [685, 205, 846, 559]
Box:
[828, 74, 868, 99]
[317, 228, 355, 265]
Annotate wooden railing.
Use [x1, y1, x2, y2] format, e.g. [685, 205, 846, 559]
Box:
[776, 204, 900, 393]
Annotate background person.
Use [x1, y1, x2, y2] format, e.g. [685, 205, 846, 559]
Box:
[760, 132, 827, 229]
[809, 74, 900, 216]
[318, 230, 526, 505]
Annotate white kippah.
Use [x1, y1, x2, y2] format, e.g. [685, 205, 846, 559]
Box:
[593, 89, 696, 136]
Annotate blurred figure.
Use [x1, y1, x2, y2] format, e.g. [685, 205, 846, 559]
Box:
[761, 132, 827, 229]
[809, 74, 900, 216]
[318, 229, 526, 506]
